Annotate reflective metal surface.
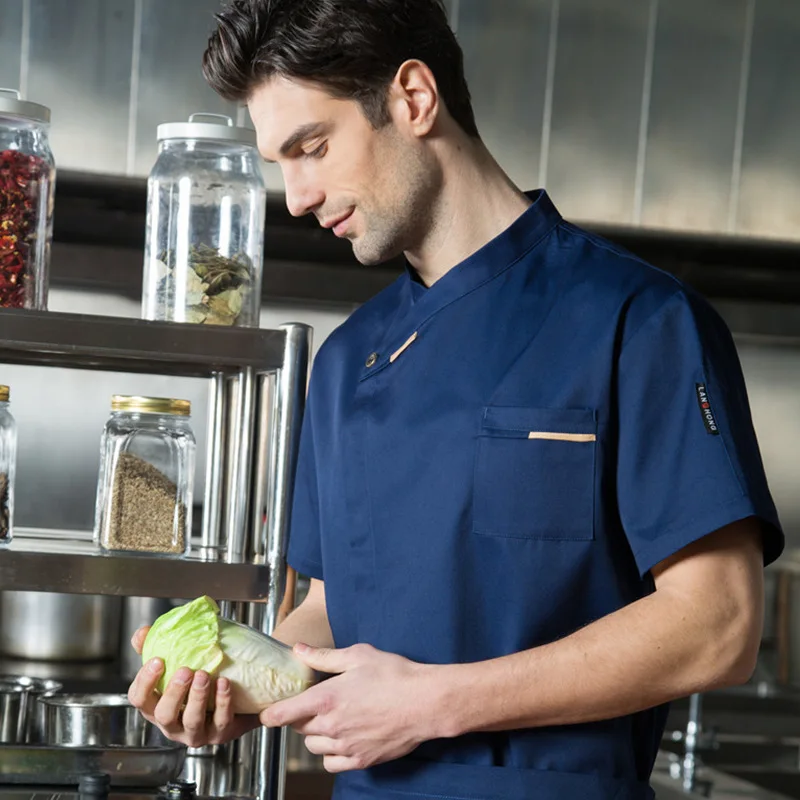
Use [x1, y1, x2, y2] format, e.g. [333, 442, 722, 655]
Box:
[132, 0, 238, 176]
[0, 682, 27, 744]
[640, 0, 750, 232]
[0, 0, 23, 91]
[40, 693, 147, 748]
[547, 0, 650, 224]
[0, 592, 121, 661]
[457, 0, 551, 189]
[737, 1, 800, 240]
[0, 308, 286, 376]
[0, 530, 271, 601]
[200, 373, 226, 559]
[257, 324, 312, 800]
[0, 740, 185, 786]
[26, 0, 133, 174]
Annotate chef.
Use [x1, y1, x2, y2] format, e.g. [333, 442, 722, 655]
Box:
[128, 0, 784, 797]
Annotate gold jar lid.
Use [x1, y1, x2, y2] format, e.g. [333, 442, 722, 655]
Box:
[111, 395, 190, 416]
[0, 386, 9, 402]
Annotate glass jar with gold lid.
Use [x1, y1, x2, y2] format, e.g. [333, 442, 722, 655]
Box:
[93, 395, 195, 556]
[0, 384, 16, 545]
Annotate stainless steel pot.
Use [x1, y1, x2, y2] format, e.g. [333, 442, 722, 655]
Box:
[0, 675, 62, 742]
[0, 681, 27, 743]
[0, 591, 122, 661]
[40, 693, 150, 747]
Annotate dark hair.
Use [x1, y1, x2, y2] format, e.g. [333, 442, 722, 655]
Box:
[202, 0, 479, 138]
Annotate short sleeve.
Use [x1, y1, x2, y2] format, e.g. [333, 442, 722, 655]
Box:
[286, 385, 324, 580]
[616, 290, 783, 577]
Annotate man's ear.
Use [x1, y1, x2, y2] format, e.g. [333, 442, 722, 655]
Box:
[388, 59, 440, 137]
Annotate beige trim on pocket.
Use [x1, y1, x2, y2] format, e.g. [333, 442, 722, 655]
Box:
[528, 431, 596, 442]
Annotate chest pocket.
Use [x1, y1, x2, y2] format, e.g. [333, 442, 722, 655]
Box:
[473, 406, 597, 540]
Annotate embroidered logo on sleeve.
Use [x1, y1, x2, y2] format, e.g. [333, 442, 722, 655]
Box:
[695, 383, 720, 435]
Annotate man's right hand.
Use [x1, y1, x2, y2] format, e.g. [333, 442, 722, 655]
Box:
[127, 626, 260, 748]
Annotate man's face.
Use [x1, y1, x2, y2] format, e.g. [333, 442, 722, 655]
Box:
[248, 76, 440, 265]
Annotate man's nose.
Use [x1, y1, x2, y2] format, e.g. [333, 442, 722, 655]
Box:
[283, 171, 324, 218]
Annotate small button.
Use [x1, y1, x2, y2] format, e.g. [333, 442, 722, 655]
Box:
[365, 352, 378, 368]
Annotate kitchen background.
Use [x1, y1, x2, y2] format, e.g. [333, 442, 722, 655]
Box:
[0, 0, 797, 545]
[0, 0, 798, 797]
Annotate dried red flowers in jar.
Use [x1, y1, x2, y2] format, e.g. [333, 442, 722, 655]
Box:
[0, 90, 55, 310]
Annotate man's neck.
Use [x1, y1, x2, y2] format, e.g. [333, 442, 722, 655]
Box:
[405, 139, 532, 287]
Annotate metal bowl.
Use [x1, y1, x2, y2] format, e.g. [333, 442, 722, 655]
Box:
[0, 680, 28, 743]
[40, 692, 150, 747]
[0, 675, 63, 742]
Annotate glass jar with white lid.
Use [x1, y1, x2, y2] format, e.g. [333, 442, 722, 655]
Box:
[141, 112, 266, 328]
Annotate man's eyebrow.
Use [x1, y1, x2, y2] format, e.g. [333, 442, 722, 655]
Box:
[264, 122, 330, 163]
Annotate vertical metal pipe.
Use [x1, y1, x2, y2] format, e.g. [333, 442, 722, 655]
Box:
[682, 692, 703, 794]
[226, 367, 256, 564]
[256, 323, 312, 800]
[201, 372, 227, 560]
[250, 372, 278, 562]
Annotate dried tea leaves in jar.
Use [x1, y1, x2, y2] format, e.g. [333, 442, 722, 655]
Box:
[107, 452, 187, 554]
[154, 244, 252, 326]
[0, 150, 49, 308]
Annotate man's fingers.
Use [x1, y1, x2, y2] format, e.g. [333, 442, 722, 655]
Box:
[210, 677, 233, 733]
[261, 685, 323, 728]
[304, 735, 345, 756]
[181, 671, 212, 734]
[323, 755, 360, 774]
[153, 667, 193, 730]
[131, 626, 151, 655]
[128, 659, 163, 717]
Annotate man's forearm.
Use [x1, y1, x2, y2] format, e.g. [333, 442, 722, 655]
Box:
[431, 525, 764, 738]
[271, 582, 334, 650]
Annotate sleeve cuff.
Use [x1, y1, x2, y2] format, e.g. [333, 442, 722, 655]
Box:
[287, 554, 324, 581]
[632, 496, 784, 577]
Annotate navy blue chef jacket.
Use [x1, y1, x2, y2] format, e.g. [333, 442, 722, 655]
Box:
[287, 190, 784, 800]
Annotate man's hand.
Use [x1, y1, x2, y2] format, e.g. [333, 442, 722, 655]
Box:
[260, 642, 439, 773]
[127, 626, 260, 747]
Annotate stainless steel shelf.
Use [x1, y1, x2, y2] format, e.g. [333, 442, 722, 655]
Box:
[0, 308, 286, 376]
[0, 531, 270, 601]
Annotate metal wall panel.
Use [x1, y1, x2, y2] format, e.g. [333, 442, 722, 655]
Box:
[133, 0, 237, 176]
[0, 0, 23, 92]
[640, 0, 749, 233]
[26, 0, 133, 174]
[736, 1, 800, 241]
[456, 0, 551, 190]
[547, 0, 650, 224]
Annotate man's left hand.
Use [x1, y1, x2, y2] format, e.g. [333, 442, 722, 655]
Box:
[260, 642, 439, 773]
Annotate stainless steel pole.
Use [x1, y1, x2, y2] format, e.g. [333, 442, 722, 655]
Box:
[257, 323, 312, 800]
[200, 372, 227, 561]
[226, 367, 256, 564]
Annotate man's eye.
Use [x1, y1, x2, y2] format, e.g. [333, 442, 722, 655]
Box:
[306, 142, 328, 159]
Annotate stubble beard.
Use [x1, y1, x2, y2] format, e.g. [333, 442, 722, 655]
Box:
[349, 140, 443, 267]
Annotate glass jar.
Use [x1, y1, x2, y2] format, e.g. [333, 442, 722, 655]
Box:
[94, 395, 196, 557]
[0, 89, 55, 310]
[0, 385, 16, 545]
[141, 113, 266, 328]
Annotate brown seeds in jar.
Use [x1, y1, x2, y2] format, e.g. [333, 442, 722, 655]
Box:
[105, 452, 186, 554]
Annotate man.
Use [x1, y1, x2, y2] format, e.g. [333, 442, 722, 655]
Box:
[128, 1, 784, 798]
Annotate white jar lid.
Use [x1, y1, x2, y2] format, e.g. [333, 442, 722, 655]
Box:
[0, 88, 50, 123]
[157, 112, 257, 146]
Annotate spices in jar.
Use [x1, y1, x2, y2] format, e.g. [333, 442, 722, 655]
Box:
[0, 149, 50, 308]
[152, 244, 253, 326]
[94, 395, 195, 557]
[106, 453, 187, 554]
[0, 90, 55, 310]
